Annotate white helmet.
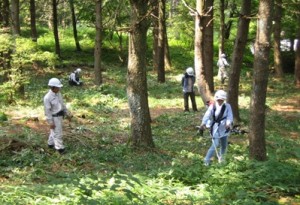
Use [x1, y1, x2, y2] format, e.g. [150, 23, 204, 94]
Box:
[186, 67, 194, 76]
[214, 90, 227, 100]
[48, 78, 63, 88]
[75, 68, 82, 73]
[221, 53, 226, 58]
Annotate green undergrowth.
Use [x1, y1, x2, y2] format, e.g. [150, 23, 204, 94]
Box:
[1, 25, 298, 204]
[0, 67, 299, 204]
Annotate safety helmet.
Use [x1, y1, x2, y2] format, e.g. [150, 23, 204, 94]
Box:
[221, 53, 226, 58]
[48, 78, 63, 88]
[214, 90, 227, 100]
[186, 67, 194, 76]
[75, 68, 82, 73]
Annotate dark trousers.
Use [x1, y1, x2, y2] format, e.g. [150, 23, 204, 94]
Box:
[69, 80, 83, 86]
[183, 92, 197, 111]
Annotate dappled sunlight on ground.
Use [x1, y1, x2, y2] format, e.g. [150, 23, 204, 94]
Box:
[272, 98, 300, 113]
[1, 85, 299, 154]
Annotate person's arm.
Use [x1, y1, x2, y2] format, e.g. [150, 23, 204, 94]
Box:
[200, 105, 213, 128]
[224, 58, 230, 66]
[59, 93, 73, 119]
[70, 73, 79, 84]
[44, 96, 55, 129]
[225, 103, 233, 128]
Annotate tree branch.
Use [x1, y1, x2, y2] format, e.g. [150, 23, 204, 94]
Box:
[181, 0, 197, 16]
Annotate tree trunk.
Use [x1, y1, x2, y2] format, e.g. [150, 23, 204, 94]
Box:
[164, 28, 172, 70]
[94, 0, 102, 85]
[1, 0, 10, 28]
[273, 0, 283, 78]
[295, 16, 300, 88]
[69, 0, 81, 52]
[157, 0, 165, 83]
[169, 0, 179, 19]
[224, 2, 236, 39]
[152, 0, 158, 72]
[127, 0, 154, 149]
[249, 0, 273, 161]
[203, 0, 214, 93]
[195, 0, 213, 104]
[52, 0, 61, 57]
[219, 0, 225, 56]
[227, 0, 251, 123]
[11, 0, 20, 36]
[30, 0, 38, 42]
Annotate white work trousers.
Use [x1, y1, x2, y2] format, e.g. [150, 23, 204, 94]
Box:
[218, 67, 228, 81]
[48, 116, 64, 150]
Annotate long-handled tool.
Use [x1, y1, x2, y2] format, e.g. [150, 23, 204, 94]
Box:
[211, 136, 222, 163]
[196, 125, 248, 164]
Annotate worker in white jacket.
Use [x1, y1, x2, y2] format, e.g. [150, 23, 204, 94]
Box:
[200, 90, 233, 165]
[44, 78, 72, 154]
[217, 53, 230, 84]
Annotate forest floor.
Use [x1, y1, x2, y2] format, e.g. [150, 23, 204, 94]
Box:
[1, 94, 299, 153]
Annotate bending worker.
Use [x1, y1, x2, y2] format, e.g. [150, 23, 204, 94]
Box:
[69, 68, 83, 86]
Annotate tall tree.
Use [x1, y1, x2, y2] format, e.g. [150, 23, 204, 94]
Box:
[249, 0, 273, 161]
[94, 0, 102, 85]
[153, 0, 171, 74]
[169, 0, 179, 18]
[152, 0, 159, 72]
[52, 0, 61, 57]
[203, 0, 214, 93]
[30, 0, 38, 42]
[157, 0, 166, 82]
[164, 27, 172, 70]
[218, 0, 225, 56]
[0, 0, 10, 28]
[69, 0, 81, 51]
[194, 0, 213, 104]
[295, 16, 300, 88]
[227, 0, 252, 123]
[11, 0, 20, 36]
[127, 0, 154, 148]
[273, 0, 283, 77]
[224, 1, 237, 39]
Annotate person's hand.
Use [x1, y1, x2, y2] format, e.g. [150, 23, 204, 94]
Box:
[225, 125, 231, 132]
[200, 124, 206, 130]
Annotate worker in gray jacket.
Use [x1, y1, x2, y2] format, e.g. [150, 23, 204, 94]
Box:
[44, 78, 72, 154]
[181, 67, 198, 112]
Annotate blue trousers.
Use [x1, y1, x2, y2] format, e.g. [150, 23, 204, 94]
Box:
[204, 136, 228, 164]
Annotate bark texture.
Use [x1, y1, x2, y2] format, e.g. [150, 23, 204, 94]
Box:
[249, 0, 272, 161]
[273, 0, 283, 77]
[52, 0, 61, 57]
[195, 0, 213, 104]
[30, 0, 38, 42]
[227, 0, 251, 122]
[69, 0, 81, 52]
[127, 0, 154, 149]
[94, 0, 102, 85]
[203, 0, 214, 93]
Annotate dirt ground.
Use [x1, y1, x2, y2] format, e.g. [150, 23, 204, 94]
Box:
[1, 96, 299, 152]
